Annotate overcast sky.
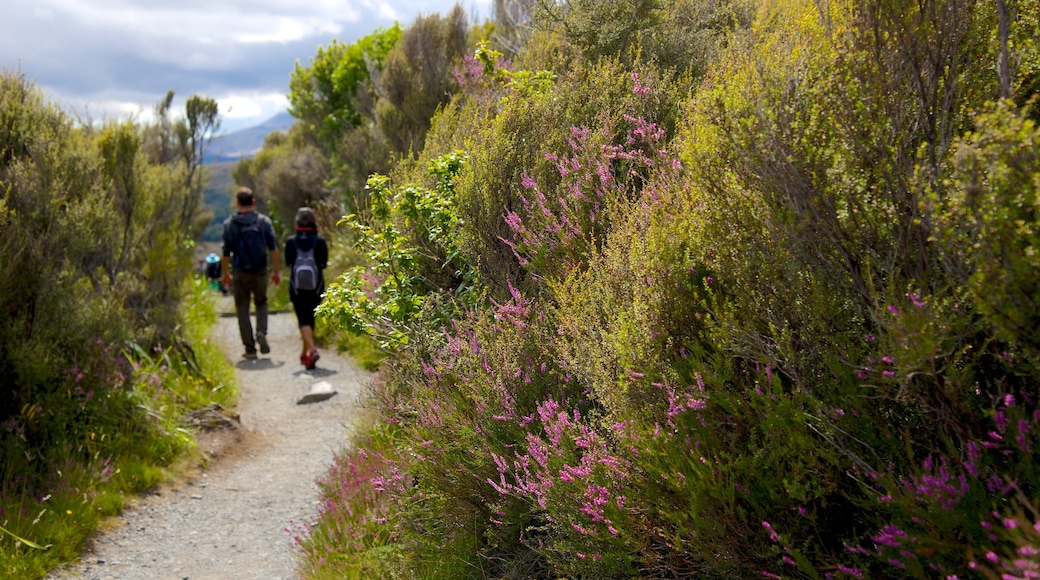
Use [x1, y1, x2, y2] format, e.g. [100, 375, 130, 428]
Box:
[0, 0, 489, 133]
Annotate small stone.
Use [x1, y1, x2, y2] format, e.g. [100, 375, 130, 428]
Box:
[190, 494, 203, 500]
[297, 381, 337, 404]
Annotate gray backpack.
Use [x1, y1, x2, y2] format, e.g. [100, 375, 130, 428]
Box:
[293, 246, 319, 291]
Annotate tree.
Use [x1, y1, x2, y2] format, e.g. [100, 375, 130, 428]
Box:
[289, 25, 403, 152]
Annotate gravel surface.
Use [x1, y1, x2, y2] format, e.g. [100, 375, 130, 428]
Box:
[49, 298, 372, 580]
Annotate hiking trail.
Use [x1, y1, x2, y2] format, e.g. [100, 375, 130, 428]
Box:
[49, 298, 371, 580]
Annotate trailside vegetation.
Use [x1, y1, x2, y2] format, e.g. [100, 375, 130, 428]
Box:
[293, 0, 1040, 577]
[0, 72, 236, 578]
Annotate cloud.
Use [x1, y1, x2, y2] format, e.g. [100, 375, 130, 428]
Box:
[1, 0, 489, 132]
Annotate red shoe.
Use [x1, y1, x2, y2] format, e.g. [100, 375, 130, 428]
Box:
[305, 349, 320, 370]
[299, 353, 307, 366]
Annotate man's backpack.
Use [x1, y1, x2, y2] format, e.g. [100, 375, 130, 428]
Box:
[232, 219, 268, 273]
[293, 245, 319, 291]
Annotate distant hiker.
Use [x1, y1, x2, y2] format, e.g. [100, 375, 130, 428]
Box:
[222, 187, 280, 359]
[285, 207, 328, 370]
[204, 253, 226, 294]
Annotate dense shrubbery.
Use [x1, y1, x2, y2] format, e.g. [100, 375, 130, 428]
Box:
[284, 0, 1040, 577]
[0, 72, 234, 577]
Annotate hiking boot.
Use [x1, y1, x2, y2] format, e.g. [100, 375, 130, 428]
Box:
[243, 350, 258, 360]
[305, 349, 320, 370]
[257, 333, 270, 354]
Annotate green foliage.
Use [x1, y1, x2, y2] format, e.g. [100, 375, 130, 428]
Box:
[299, 0, 1040, 577]
[1, 72, 235, 578]
[532, 0, 743, 75]
[0, 279, 237, 578]
[288, 25, 403, 150]
[285, 9, 475, 208]
[377, 8, 469, 153]
[318, 152, 470, 349]
[936, 101, 1040, 357]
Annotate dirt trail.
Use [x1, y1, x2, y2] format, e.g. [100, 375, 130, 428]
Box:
[50, 299, 372, 580]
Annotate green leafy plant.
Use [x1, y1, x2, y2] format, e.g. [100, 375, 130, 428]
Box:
[318, 152, 471, 349]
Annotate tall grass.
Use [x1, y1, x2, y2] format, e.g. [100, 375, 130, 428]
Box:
[0, 279, 237, 579]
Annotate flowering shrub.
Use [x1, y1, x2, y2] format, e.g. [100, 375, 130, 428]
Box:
[293, 443, 406, 578]
[300, 1, 1040, 577]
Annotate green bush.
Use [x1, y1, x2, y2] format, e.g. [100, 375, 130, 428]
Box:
[1, 72, 236, 578]
[298, 0, 1040, 577]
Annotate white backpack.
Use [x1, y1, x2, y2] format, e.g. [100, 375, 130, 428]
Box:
[293, 246, 319, 291]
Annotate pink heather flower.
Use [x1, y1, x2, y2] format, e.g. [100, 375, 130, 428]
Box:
[837, 565, 864, 578]
[909, 293, 925, 307]
[985, 551, 999, 563]
[887, 304, 899, 316]
[687, 398, 707, 411]
[873, 525, 908, 548]
[762, 521, 780, 542]
[845, 543, 871, 556]
[1004, 393, 1017, 407]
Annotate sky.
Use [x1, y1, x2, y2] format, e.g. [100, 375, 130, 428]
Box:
[0, 0, 490, 134]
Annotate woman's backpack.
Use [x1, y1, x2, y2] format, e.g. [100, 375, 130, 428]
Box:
[293, 246, 319, 291]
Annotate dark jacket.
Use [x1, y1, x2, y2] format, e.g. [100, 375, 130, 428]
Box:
[285, 231, 328, 295]
[222, 210, 277, 273]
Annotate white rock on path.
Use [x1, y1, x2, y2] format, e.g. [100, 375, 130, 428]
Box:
[296, 381, 337, 405]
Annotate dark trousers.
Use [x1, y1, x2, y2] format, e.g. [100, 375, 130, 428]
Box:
[290, 289, 322, 328]
[232, 271, 268, 352]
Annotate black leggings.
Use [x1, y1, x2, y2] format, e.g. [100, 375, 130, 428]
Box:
[291, 289, 322, 328]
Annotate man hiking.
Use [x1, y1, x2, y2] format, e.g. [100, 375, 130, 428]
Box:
[222, 187, 280, 359]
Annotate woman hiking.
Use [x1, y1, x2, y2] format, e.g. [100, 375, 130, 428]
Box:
[284, 207, 328, 370]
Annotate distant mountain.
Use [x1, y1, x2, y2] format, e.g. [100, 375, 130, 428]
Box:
[203, 111, 296, 164]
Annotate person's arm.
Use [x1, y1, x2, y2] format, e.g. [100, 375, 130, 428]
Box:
[284, 237, 296, 268]
[221, 221, 233, 287]
[318, 237, 329, 270]
[269, 249, 281, 285]
[261, 216, 280, 285]
[221, 256, 232, 287]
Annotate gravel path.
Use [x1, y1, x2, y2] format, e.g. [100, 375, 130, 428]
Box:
[50, 299, 372, 580]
